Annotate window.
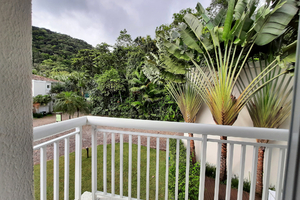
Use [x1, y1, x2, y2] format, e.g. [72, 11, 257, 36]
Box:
[47, 85, 50, 89]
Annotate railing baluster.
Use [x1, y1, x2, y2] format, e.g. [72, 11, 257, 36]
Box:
[111, 133, 115, 196]
[225, 143, 234, 200]
[128, 134, 132, 200]
[155, 137, 160, 200]
[40, 146, 47, 200]
[103, 132, 107, 195]
[237, 144, 246, 200]
[120, 133, 123, 198]
[165, 138, 169, 200]
[175, 139, 180, 200]
[146, 136, 150, 200]
[185, 139, 190, 200]
[64, 138, 69, 200]
[262, 147, 272, 200]
[249, 146, 259, 200]
[91, 125, 97, 200]
[199, 134, 207, 200]
[214, 142, 222, 200]
[75, 126, 82, 200]
[276, 148, 286, 200]
[53, 142, 59, 200]
[137, 135, 141, 200]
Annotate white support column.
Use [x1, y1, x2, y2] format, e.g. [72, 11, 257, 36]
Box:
[75, 127, 82, 200]
[0, 0, 33, 199]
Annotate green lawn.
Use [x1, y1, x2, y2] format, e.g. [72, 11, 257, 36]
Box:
[34, 143, 167, 200]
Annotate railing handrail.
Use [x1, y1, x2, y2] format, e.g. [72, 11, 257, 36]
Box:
[33, 116, 289, 142]
[33, 116, 87, 141]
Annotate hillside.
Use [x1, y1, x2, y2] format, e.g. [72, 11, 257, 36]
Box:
[32, 26, 93, 73]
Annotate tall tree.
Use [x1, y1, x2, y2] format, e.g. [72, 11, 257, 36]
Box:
[54, 91, 89, 119]
[164, 1, 297, 182]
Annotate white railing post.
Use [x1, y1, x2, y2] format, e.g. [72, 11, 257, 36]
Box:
[40, 147, 47, 200]
[53, 142, 59, 200]
[128, 134, 132, 200]
[146, 137, 150, 200]
[103, 132, 107, 195]
[185, 139, 190, 200]
[276, 148, 286, 200]
[91, 125, 97, 200]
[75, 126, 82, 200]
[64, 138, 70, 200]
[199, 134, 207, 200]
[262, 147, 272, 200]
[137, 135, 141, 200]
[165, 138, 169, 200]
[237, 144, 246, 200]
[155, 137, 160, 200]
[175, 139, 180, 200]
[225, 143, 234, 200]
[120, 133, 124, 198]
[214, 142, 222, 200]
[111, 133, 115, 196]
[249, 146, 259, 200]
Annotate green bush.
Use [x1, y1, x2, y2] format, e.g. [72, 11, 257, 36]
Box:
[168, 139, 254, 198]
[168, 139, 200, 200]
[33, 94, 52, 106]
[33, 113, 44, 118]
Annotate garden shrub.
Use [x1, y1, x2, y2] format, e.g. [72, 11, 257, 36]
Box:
[33, 113, 44, 118]
[168, 139, 254, 198]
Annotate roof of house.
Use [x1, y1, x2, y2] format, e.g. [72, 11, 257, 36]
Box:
[32, 74, 61, 82]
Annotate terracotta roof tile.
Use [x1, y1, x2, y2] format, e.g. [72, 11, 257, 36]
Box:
[32, 75, 61, 82]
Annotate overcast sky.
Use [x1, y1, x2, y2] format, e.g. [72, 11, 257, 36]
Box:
[32, 0, 210, 47]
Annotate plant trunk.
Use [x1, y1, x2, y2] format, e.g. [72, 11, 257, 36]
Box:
[220, 136, 227, 182]
[69, 115, 71, 119]
[189, 133, 197, 164]
[256, 146, 265, 196]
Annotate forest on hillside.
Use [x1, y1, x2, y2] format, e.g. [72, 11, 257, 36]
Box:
[32, 26, 93, 76]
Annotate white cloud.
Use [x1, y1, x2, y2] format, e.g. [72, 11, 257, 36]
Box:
[32, 0, 210, 46]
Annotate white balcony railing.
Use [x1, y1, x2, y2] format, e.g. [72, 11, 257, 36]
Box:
[33, 116, 288, 200]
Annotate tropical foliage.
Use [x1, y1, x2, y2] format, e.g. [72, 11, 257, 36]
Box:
[167, 71, 203, 163]
[163, 0, 297, 181]
[53, 92, 89, 119]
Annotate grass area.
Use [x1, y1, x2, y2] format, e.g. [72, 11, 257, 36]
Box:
[34, 143, 166, 200]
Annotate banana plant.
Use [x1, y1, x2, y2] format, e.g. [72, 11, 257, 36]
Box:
[166, 71, 203, 164]
[164, 0, 298, 182]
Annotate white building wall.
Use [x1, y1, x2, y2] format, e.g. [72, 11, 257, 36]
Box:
[0, 0, 33, 199]
[32, 80, 47, 96]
